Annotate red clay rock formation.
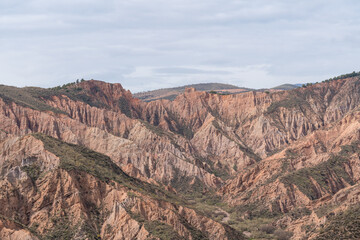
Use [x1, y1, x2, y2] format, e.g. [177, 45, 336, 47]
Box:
[1, 76, 360, 239]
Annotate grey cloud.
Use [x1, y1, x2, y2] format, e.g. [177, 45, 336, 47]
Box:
[155, 67, 231, 75]
[0, 0, 360, 91]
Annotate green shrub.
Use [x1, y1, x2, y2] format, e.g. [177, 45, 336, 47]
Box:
[118, 96, 132, 117]
[144, 221, 184, 240]
[32, 133, 185, 206]
[0, 85, 66, 114]
[0, 83, 108, 115]
[43, 216, 76, 240]
[266, 93, 310, 114]
[21, 164, 41, 182]
[259, 224, 276, 234]
[316, 205, 360, 239]
[274, 229, 293, 240]
[281, 142, 358, 200]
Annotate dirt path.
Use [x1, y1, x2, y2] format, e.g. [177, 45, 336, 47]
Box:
[215, 207, 230, 223]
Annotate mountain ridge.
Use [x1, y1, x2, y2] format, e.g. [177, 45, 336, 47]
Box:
[134, 82, 251, 102]
[1, 75, 360, 239]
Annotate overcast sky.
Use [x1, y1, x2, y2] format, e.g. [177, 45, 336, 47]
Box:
[1, 0, 360, 92]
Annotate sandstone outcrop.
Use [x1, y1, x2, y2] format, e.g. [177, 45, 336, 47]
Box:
[1, 76, 360, 239]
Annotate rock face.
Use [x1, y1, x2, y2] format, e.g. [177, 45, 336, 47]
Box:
[0, 134, 243, 240]
[1, 76, 360, 239]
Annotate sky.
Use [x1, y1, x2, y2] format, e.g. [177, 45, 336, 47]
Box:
[1, 0, 360, 92]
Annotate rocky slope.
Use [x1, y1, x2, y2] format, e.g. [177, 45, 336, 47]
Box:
[0, 134, 243, 240]
[1, 74, 360, 239]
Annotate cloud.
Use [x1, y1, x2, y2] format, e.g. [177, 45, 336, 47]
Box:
[154, 67, 231, 75]
[0, 0, 360, 92]
[122, 64, 323, 92]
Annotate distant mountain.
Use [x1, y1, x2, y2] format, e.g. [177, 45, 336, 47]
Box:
[272, 83, 300, 90]
[134, 83, 251, 101]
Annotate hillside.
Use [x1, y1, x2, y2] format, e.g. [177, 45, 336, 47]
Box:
[1, 75, 360, 239]
[272, 84, 300, 90]
[134, 82, 250, 101]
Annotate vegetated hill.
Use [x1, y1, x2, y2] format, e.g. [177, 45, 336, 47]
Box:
[272, 83, 300, 90]
[134, 82, 251, 101]
[1, 72, 360, 239]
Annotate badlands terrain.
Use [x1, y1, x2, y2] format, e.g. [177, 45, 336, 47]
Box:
[1, 73, 360, 239]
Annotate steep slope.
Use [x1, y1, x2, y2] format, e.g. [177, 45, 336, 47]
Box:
[0, 134, 243, 240]
[1, 74, 360, 239]
[0, 94, 222, 190]
[219, 90, 360, 239]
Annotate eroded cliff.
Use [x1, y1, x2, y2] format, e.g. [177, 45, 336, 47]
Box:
[1, 76, 360, 239]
